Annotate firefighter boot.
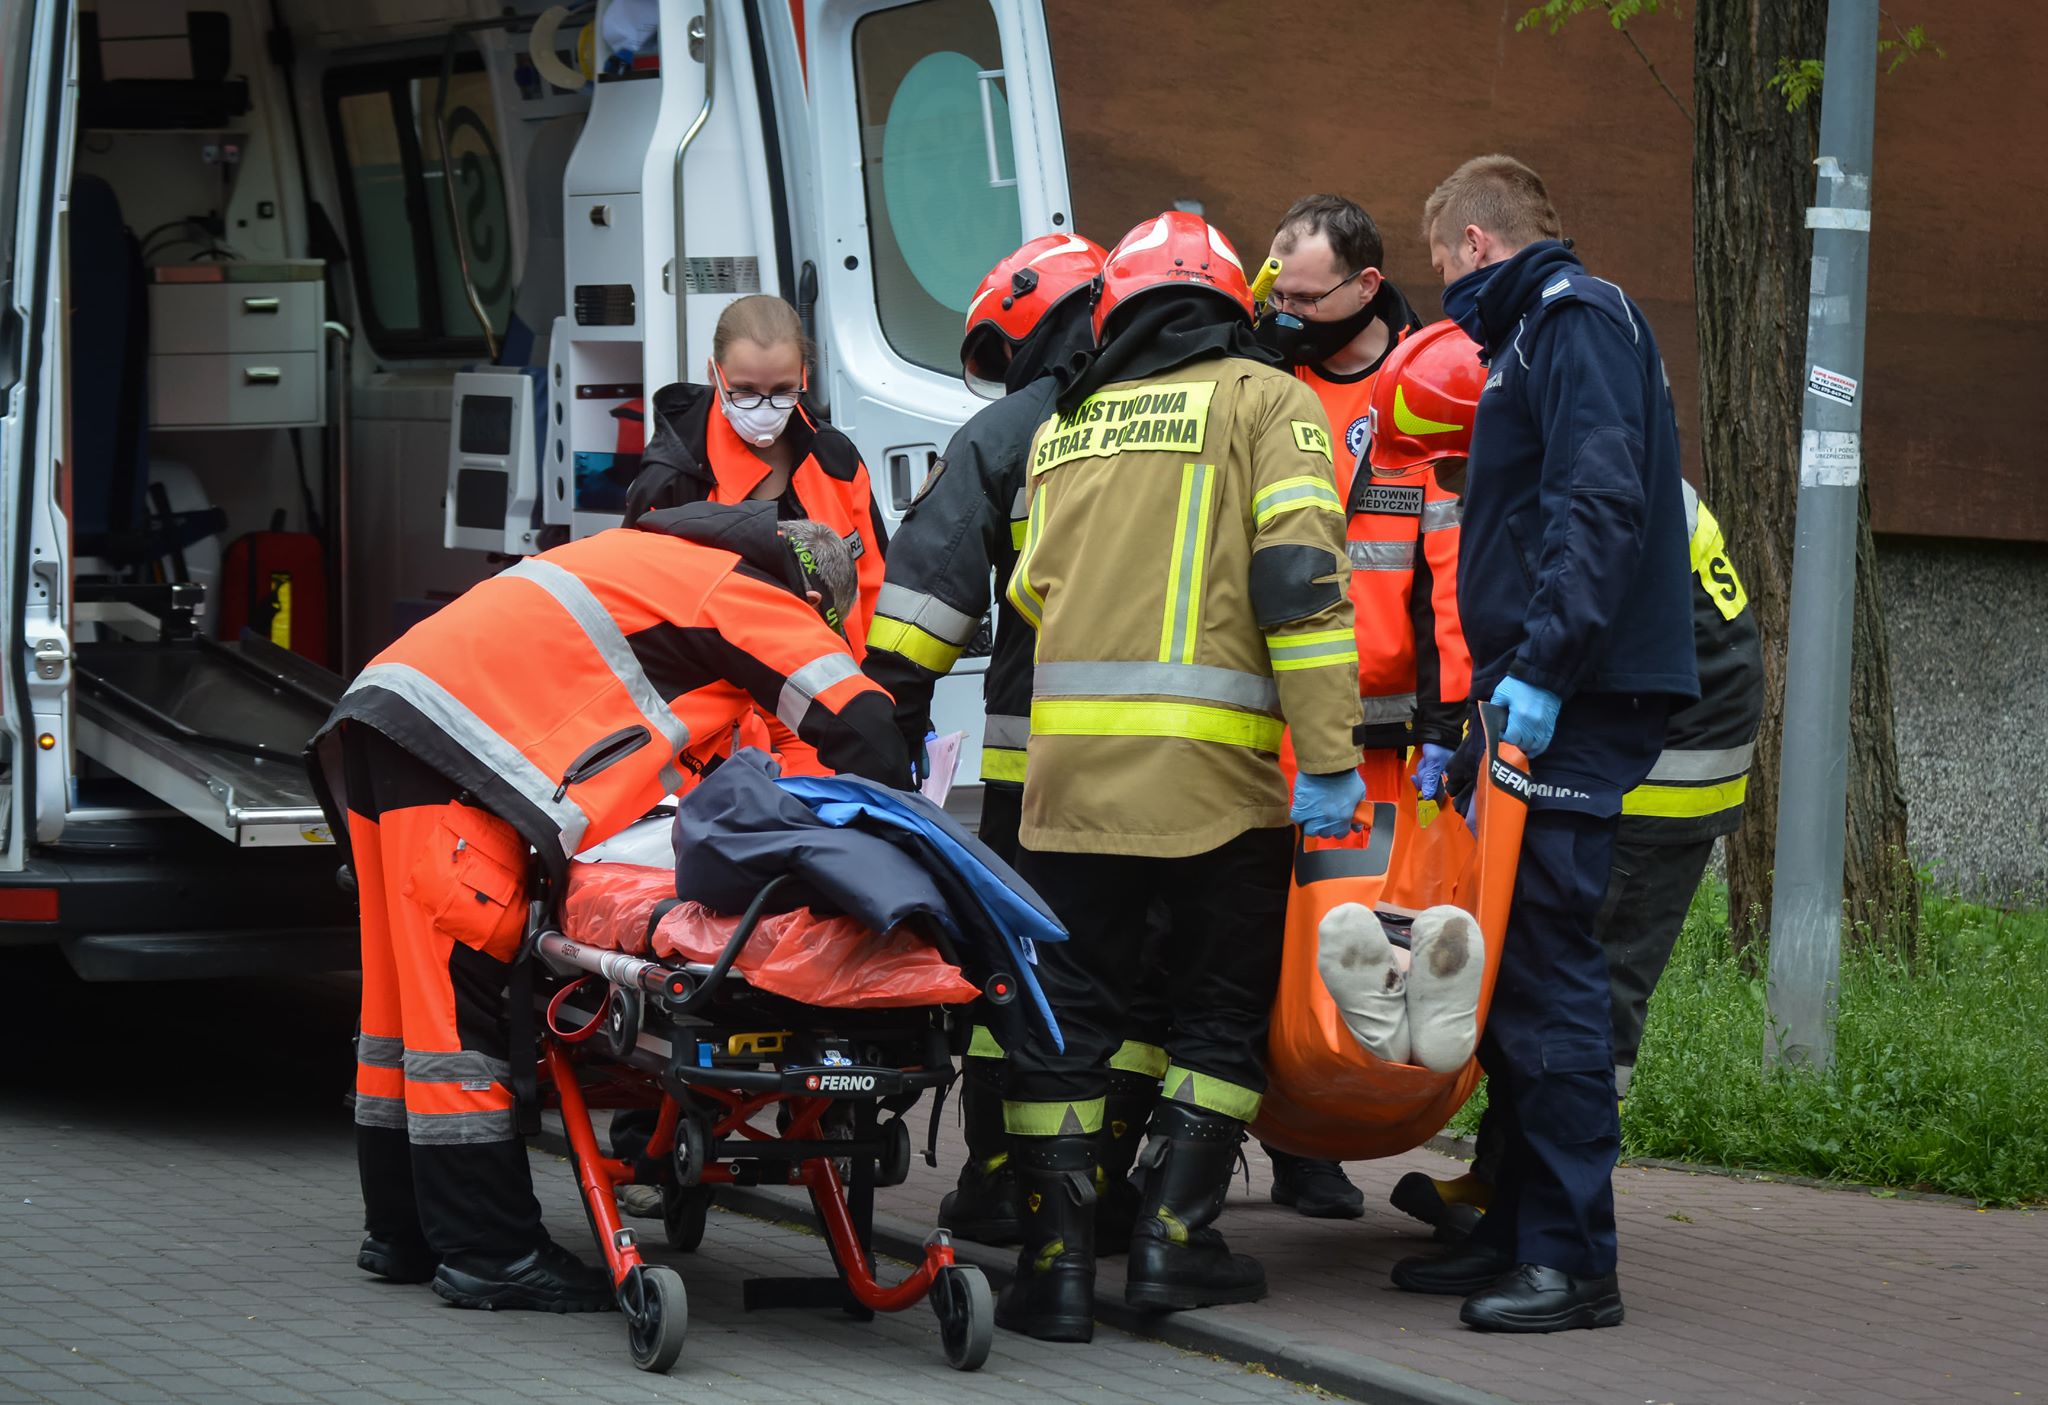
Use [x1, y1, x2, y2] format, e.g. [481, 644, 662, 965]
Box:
[1389, 1170, 1492, 1244]
[1125, 1103, 1267, 1311]
[937, 1058, 1021, 1245]
[1093, 1071, 1159, 1255]
[993, 1135, 1098, 1343]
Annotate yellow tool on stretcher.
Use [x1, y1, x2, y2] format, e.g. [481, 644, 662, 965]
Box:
[1250, 257, 1283, 312]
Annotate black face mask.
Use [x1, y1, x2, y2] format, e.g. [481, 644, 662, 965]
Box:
[1255, 295, 1379, 369]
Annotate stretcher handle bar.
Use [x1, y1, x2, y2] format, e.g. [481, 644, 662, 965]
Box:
[533, 930, 684, 1003]
[669, 871, 797, 1017]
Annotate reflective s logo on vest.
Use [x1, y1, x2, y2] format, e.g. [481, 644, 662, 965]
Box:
[1291, 419, 1333, 462]
[1689, 502, 1749, 622]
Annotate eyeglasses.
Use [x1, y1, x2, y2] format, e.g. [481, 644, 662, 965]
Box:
[716, 362, 808, 411]
[1266, 268, 1363, 315]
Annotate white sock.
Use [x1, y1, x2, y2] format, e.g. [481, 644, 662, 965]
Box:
[1316, 902, 1410, 1064]
[1405, 905, 1485, 1072]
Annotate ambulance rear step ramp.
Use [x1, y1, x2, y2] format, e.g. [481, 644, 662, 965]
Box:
[74, 632, 343, 848]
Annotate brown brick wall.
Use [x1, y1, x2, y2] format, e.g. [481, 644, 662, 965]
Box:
[1044, 0, 2046, 542]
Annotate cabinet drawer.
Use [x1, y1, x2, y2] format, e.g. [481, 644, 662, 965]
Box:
[150, 352, 322, 428]
[149, 281, 323, 356]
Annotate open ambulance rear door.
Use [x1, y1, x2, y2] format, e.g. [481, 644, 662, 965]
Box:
[791, 0, 1073, 789]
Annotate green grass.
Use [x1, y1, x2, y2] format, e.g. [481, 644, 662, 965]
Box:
[1444, 883, 2048, 1205]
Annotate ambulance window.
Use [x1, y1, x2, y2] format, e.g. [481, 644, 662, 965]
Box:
[325, 56, 513, 356]
[853, 0, 1023, 373]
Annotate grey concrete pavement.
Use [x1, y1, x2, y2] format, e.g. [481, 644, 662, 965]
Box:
[0, 956, 1336, 1405]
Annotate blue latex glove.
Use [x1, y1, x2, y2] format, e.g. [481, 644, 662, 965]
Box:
[1489, 675, 1562, 758]
[1291, 767, 1367, 838]
[1414, 743, 1455, 800]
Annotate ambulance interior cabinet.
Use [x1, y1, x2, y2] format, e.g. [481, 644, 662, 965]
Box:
[148, 263, 327, 429]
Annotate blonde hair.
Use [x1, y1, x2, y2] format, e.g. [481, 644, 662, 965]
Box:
[1421, 155, 1562, 251]
[712, 294, 814, 365]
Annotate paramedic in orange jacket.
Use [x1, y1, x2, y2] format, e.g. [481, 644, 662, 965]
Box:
[623, 295, 891, 654]
[309, 503, 908, 1314]
[1252, 195, 1430, 1220]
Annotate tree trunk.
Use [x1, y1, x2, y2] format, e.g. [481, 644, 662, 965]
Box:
[1692, 0, 1919, 951]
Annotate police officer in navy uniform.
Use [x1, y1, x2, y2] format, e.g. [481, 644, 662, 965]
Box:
[1391, 155, 1698, 1333]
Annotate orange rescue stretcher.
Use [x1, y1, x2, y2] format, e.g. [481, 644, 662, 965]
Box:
[1255, 703, 1531, 1161]
[527, 847, 996, 1375]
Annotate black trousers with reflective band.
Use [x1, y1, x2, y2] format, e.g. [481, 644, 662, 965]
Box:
[1006, 826, 1292, 1125]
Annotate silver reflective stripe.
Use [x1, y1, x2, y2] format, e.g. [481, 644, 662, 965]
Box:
[1680, 478, 1701, 536]
[1646, 741, 1754, 784]
[873, 583, 978, 645]
[403, 1050, 514, 1087]
[1010, 483, 1030, 520]
[503, 559, 689, 794]
[1347, 540, 1415, 571]
[1360, 692, 1417, 725]
[406, 1107, 517, 1146]
[348, 663, 591, 855]
[1420, 499, 1463, 532]
[355, 1034, 403, 1069]
[353, 1093, 406, 1130]
[983, 713, 1031, 749]
[1034, 661, 1280, 713]
[777, 651, 864, 733]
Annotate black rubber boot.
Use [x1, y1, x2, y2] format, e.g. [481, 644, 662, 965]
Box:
[938, 1059, 1021, 1245]
[1093, 1072, 1158, 1255]
[993, 1135, 1098, 1343]
[1124, 1103, 1266, 1312]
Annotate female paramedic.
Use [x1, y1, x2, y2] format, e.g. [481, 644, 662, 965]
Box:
[624, 295, 890, 654]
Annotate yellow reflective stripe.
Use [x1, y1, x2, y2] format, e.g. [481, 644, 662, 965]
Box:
[865, 616, 965, 674]
[1621, 774, 1749, 819]
[1161, 1064, 1262, 1121]
[1158, 463, 1214, 664]
[967, 1025, 1006, 1059]
[1010, 519, 1027, 549]
[1270, 649, 1359, 672]
[980, 746, 1028, 783]
[1004, 1097, 1104, 1136]
[1109, 1040, 1168, 1078]
[1030, 698, 1284, 751]
[1689, 497, 1749, 622]
[1267, 628, 1358, 673]
[1005, 489, 1047, 629]
[1252, 475, 1343, 526]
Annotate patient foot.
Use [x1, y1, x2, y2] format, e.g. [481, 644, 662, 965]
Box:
[1316, 902, 1410, 1064]
[1406, 905, 1485, 1072]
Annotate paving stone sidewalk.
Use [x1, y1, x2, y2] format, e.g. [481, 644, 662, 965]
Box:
[744, 1113, 2045, 1405]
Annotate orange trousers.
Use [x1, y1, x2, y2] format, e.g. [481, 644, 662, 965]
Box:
[343, 724, 546, 1260]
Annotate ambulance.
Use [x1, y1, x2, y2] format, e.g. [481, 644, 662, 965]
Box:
[0, 0, 1072, 975]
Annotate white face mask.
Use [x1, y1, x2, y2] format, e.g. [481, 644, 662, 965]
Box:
[720, 394, 794, 448]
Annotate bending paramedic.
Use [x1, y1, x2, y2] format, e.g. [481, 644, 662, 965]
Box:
[309, 504, 908, 1315]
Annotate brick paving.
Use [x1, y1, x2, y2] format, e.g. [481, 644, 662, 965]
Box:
[0, 962, 1334, 1405]
[849, 1114, 2046, 1405]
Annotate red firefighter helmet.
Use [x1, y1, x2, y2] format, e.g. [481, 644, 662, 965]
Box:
[1366, 320, 1485, 472]
[1093, 212, 1255, 341]
[961, 233, 1108, 398]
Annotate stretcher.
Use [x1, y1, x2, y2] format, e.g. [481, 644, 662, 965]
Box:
[529, 831, 998, 1375]
[1255, 703, 1531, 1161]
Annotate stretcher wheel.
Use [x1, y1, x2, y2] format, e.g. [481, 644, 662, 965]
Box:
[602, 987, 643, 1061]
[930, 1264, 993, 1372]
[662, 1184, 712, 1252]
[878, 1117, 911, 1188]
[625, 1264, 688, 1373]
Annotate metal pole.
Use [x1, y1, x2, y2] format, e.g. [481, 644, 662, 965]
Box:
[1765, 0, 1881, 1071]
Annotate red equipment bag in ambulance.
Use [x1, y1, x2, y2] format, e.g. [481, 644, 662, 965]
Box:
[217, 514, 328, 667]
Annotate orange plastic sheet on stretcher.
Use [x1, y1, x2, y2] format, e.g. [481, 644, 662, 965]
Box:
[562, 860, 981, 1009]
[1254, 703, 1530, 1162]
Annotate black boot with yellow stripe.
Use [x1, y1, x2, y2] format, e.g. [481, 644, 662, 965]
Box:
[1124, 1102, 1267, 1311]
[938, 1056, 1022, 1245]
[1093, 1070, 1160, 1255]
[994, 1134, 1099, 1342]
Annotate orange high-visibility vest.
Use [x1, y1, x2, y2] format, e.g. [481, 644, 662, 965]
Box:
[312, 524, 905, 881]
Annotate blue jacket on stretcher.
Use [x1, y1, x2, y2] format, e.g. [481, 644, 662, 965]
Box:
[670, 750, 1066, 1052]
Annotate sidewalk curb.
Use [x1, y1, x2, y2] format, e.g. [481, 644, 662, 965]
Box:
[532, 1122, 1513, 1404]
[1424, 1133, 2004, 1209]
[725, 1177, 1516, 1405]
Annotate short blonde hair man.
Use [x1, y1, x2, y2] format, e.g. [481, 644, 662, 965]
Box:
[1421, 155, 1562, 284]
